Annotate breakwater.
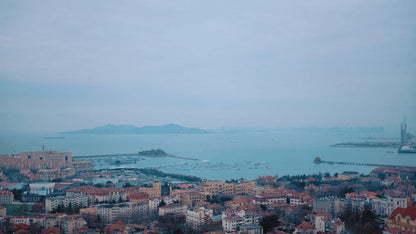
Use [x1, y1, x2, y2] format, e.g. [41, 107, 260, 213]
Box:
[313, 157, 416, 168]
[73, 153, 198, 161]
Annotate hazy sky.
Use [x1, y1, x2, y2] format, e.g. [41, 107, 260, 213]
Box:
[0, 0, 415, 133]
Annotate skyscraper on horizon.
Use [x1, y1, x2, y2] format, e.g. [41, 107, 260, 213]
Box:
[401, 117, 408, 145]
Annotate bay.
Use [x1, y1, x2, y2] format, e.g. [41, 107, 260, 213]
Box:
[1, 130, 415, 181]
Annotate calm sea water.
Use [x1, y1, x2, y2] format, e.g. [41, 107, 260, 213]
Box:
[1, 130, 415, 180]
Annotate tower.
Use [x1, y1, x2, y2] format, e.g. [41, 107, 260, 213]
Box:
[401, 117, 408, 144]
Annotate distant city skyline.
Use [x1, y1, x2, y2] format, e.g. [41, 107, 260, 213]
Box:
[1, 1, 415, 133]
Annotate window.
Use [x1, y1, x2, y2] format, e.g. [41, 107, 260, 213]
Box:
[65, 156, 68, 161]
[28, 155, 31, 159]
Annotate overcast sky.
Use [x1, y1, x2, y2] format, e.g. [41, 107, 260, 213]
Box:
[0, 0, 415, 133]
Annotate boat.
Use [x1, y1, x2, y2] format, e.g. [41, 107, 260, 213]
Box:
[398, 145, 416, 153]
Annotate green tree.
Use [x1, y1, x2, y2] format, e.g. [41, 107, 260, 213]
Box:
[158, 200, 167, 207]
[260, 215, 279, 233]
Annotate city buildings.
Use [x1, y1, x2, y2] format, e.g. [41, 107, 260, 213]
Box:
[0, 149, 415, 234]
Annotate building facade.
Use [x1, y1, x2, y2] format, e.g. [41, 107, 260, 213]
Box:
[45, 194, 89, 212]
[186, 207, 213, 230]
[0, 190, 14, 204]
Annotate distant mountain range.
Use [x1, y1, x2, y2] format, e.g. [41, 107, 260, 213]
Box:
[64, 124, 209, 135]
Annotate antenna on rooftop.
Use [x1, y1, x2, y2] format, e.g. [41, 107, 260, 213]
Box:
[38, 144, 46, 151]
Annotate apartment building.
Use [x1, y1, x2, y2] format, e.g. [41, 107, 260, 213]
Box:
[66, 186, 127, 204]
[170, 189, 205, 207]
[97, 202, 149, 224]
[45, 194, 89, 212]
[44, 214, 87, 234]
[0, 190, 13, 204]
[158, 203, 187, 216]
[372, 198, 394, 217]
[148, 195, 179, 214]
[30, 183, 55, 195]
[200, 181, 256, 196]
[222, 208, 260, 232]
[0, 205, 6, 217]
[60, 214, 87, 234]
[186, 207, 213, 230]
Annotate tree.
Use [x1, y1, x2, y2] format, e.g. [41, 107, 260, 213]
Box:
[260, 215, 279, 233]
[260, 204, 268, 211]
[28, 223, 41, 234]
[156, 213, 185, 233]
[11, 189, 23, 201]
[158, 200, 167, 207]
[341, 205, 381, 234]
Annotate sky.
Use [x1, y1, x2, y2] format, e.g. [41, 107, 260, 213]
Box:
[0, 0, 415, 133]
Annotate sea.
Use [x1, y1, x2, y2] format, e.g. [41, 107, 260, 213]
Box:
[1, 130, 415, 181]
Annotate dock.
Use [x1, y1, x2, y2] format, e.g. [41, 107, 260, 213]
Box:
[313, 157, 416, 168]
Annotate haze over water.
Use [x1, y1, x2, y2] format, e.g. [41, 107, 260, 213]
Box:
[1, 129, 415, 180]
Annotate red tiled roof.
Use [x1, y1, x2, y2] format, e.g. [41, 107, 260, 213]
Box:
[345, 192, 362, 199]
[399, 167, 416, 173]
[0, 190, 13, 195]
[41, 227, 60, 234]
[224, 214, 243, 221]
[389, 206, 416, 220]
[296, 222, 314, 230]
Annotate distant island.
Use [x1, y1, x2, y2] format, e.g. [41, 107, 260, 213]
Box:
[64, 123, 209, 135]
[138, 149, 168, 157]
[137, 148, 198, 160]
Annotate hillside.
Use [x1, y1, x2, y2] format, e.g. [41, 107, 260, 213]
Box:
[64, 124, 208, 134]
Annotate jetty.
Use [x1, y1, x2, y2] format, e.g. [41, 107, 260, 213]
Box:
[313, 156, 416, 168]
[73, 152, 198, 161]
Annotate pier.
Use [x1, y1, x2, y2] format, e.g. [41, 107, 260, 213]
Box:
[73, 153, 198, 161]
[313, 157, 416, 168]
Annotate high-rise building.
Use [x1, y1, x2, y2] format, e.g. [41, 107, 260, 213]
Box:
[401, 117, 408, 144]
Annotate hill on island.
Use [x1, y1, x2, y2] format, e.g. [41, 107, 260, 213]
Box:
[64, 124, 209, 135]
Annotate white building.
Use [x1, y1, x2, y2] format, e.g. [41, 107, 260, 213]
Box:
[372, 198, 394, 217]
[386, 194, 407, 210]
[30, 183, 55, 196]
[186, 207, 213, 230]
[10, 216, 30, 225]
[222, 209, 260, 232]
[45, 194, 89, 212]
[148, 195, 179, 215]
[97, 202, 148, 224]
[158, 203, 187, 216]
